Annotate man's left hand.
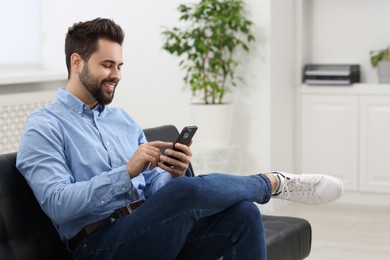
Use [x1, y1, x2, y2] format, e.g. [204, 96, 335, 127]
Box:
[158, 142, 192, 178]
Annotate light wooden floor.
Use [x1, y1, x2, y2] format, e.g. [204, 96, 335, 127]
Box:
[272, 203, 390, 260]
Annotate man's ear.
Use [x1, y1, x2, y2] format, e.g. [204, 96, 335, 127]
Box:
[70, 53, 83, 74]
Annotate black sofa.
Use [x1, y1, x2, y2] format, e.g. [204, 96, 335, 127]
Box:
[0, 125, 311, 260]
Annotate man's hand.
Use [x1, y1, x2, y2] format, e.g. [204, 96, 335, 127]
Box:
[158, 142, 192, 178]
[126, 141, 172, 178]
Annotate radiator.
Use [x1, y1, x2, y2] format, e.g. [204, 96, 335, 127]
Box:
[0, 90, 56, 154]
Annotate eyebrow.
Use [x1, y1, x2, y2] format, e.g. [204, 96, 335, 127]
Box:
[101, 60, 124, 66]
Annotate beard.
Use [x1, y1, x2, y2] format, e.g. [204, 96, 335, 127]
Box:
[79, 64, 117, 105]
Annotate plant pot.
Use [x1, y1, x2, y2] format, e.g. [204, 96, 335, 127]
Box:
[377, 61, 390, 83]
[190, 103, 234, 148]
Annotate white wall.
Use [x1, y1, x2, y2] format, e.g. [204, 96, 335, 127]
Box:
[302, 0, 390, 83]
[42, 0, 192, 128]
[0, 0, 41, 67]
[270, 0, 295, 172]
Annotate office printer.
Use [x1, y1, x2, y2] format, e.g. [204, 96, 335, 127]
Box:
[303, 64, 360, 85]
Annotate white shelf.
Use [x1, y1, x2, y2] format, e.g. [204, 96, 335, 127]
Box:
[0, 69, 67, 85]
[300, 83, 390, 95]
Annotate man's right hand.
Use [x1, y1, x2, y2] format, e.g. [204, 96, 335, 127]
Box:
[126, 141, 172, 178]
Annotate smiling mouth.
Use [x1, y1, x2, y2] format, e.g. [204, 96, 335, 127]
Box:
[103, 81, 117, 93]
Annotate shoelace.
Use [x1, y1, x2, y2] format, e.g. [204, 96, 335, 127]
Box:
[280, 176, 319, 200]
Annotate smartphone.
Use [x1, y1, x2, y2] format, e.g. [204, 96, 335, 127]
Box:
[163, 126, 198, 167]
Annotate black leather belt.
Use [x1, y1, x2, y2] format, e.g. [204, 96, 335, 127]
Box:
[68, 200, 144, 251]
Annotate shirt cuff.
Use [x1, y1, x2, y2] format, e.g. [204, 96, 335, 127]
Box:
[108, 165, 134, 195]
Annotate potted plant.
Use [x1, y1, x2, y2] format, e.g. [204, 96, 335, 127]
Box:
[370, 45, 390, 83]
[162, 0, 255, 146]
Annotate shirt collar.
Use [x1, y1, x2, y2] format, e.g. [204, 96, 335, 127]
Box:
[95, 103, 105, 115]
[56, 88, 106, 116]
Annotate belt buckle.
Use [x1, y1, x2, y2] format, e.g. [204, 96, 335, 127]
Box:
[125, 204, 133, 214]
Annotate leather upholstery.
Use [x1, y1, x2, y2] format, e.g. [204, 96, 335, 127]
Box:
[0, 153, 71, 259]
[0, 125, 311, 259]
[263, 215, 311, 260]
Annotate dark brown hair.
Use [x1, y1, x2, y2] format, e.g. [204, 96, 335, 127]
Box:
[65, 18, 125, 78]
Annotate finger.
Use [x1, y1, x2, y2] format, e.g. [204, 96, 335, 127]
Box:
[175, 161, 189, 172]
[159, 153, 189, 172]
[138, 144, 162, 168]
[159, 155, 176, 167]
[139, 144, 162, 158]
[145, 154, 160, 169]
[158, 161, 186, 177]
[173, 143, 192, 157]
[167, 149, 191, 164]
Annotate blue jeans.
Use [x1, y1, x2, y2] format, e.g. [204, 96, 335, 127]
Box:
[72, 173, 272, 260]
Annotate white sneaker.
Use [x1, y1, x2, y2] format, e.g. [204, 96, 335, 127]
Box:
[271, 172, 344, 205]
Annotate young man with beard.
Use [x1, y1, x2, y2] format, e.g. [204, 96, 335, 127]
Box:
[16, 18, 343, 260]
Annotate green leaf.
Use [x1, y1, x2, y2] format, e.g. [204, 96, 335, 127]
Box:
[161, 0, 255, 104]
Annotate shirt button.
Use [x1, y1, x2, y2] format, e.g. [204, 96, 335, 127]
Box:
[100, 200, 105, 205]
[105, 141, 110, 146]
[121, 187, 126, 191]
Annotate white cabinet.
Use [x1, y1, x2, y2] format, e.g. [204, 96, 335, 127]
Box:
[301, 89, 390, 194]
[360, 96, 390, 193]
[295, 0, 390, 196]
[301, 94, 358, 191]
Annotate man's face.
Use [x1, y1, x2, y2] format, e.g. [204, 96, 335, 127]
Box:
[79, 39, 123, 105]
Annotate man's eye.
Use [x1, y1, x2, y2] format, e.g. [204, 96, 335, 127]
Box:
[103, 64, 111, 68]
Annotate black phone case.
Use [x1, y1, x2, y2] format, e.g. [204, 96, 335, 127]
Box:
[163, 126, 198, 167]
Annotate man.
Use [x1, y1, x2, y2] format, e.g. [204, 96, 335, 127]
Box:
[17, 18, 343, 260]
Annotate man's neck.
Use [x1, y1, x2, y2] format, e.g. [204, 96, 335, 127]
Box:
[65, 80, 98, 109]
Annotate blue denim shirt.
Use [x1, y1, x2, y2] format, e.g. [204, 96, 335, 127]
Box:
[16, 88, 173, 240]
